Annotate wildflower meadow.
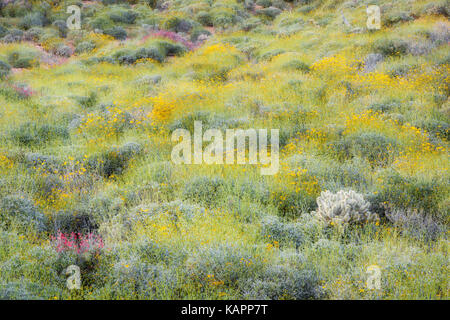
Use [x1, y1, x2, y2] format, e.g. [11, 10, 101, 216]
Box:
[0, 0, 448, 301]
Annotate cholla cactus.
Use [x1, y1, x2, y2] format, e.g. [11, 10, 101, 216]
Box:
[314, 190, 379, 227]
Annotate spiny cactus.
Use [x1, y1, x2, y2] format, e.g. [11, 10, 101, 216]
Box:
[314, 190, 379, 227]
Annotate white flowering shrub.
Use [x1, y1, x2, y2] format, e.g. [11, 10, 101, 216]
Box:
[314, 190, 379, 227]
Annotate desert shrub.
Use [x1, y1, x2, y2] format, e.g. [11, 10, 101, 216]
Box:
[2, 1, 28, 18]
[242, 264, 322, 299]
[104, 26, 127, 40]
[90, 16, 114, 31]
[24, 152, 62, 173]
[256, 0, 272, 7]
[162, 16, 192, 33]
[0, 195, 46, 232]
[52, 20, 68, 38]
[190, 28, 211, 42]
[23, 27, 42, 41]
[370, 171, 446, 219]
[142, 0, 158, 9]
[73, 91, 98, 109]
[88, 142, 143, 178]
[186, 244, 265, 287]
[196, 11, 213, 26]
[257, 7, 282, 19]
[75, 41, 96, 54]
[134, 200, 205, 222]
[314, 190, 379, 228]
[366, 100, 400, 113]
[169, 111, 211, 134]
[373, 38, 409, 57]
[0, 282, 41, 300]
[19, 12, 46, 30]
[281, 59, 310, 72]
[9, 122, 69, 146]
[211, 9, 237, 28]
[156, 40, 186, 57]
[1, 28, 23, 43]
[0, 60, 11, 79]
[237, 180, 270, 204]
[384, 11, 414, 26]
[135, 74, 162, 85]
[270, 187, 317, 218]
[414, 119, 449, 141]
[0, 25, 7, 38]
[108, 262, 178, 299]
[258, 48, 285, 61]
[102, 0, 129, 4]
[35, 174, 64, 198]
[260, 215, 304, 248]
[387, 63, 415, 77]
[109, 9, 138, 24]
[288, 155, 369, 192]
[329, 132, 397, 167]
[183, 176, 225, 206]
[54, 44, 73, 57]
[134, 46, 165, 62]
[50, 210, 99, 234]
[385, 207, 445, 242]
[423, 1, 450, 17]
[7, 49, 39, 68]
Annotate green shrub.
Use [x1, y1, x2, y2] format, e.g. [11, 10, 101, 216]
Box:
[52, 20, 68, 38]
[0, 195, 46, 232]
[270, 187, 317, 218]
[1, 29, 23, 42]
[281, 59, 310, 72]
[156, 40, 187, 57]
[183, 176, 225, 206]
[9, 122, 69, 146]
[162, 17, 192, 33]
[260, 215, 304, 247]
[373, 38, 409, 56]
[75, 41, 96, 54]
[0, 282, 40, 300]
[104, 26, 127, 40]
[134, 46, 165, 62]
[109, 9, 138, 25]
[190, 28, 211, 42]
[329, 132, 397, 167]
[257, 7, 282, 19]
[242, 264, 322, 299]
[366, 100, 401, 113]
[73, 91, 98, 109]
[19, 12, 46, 30]
[23, 27, 42, 41]
[0, 25, 7, 38]
[256, 0, 272, 7]
[7, 50, 39, 69]
[88, 142, 143, 178]
[370, 171, 447, 219]
[0, 60, 11, 79]
[414, 119, 449, 140]
[196, 11, 213, 27]
[212, 10, 236, 28]
[51, 210, 99, 234]
[90, 16, 114, 31]
[186, 244, 265, 288]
